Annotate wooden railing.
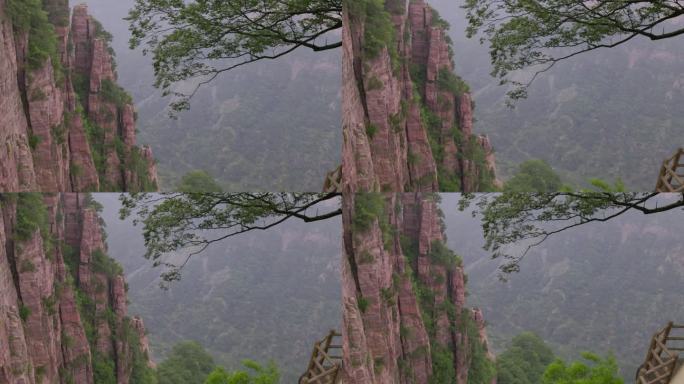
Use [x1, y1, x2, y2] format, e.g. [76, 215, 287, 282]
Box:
[323, 165, 342, 193]
[636, 322, 684, 384]
[656, 148, 684, 192]
[299, 330, 343, 384]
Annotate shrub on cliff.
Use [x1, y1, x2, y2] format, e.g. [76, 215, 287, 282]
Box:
[15, 193, 49, 241]
[6, 0, 61, 72]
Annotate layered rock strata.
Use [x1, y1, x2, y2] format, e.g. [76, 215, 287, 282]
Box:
[342, 0, 501, 193]
[340, 192, 495, 383]
[0, 193, 153, 383]
[0, 1, 157, 192]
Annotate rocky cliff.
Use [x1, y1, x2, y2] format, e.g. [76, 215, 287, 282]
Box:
[342, 0, 501, 193]
[340, 192, 495, 383]
[0, 0, 157, 192]
[0, 193, 153, 383]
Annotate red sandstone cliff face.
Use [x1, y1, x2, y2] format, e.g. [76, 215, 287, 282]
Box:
[340, 193, 495, 383]
[0, 1, 157, 192]
[342, 0, 502, 193]
[0, 193, 152, 383]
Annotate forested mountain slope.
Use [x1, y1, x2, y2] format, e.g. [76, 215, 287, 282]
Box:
[96, 194, 342, 382]
[82, 0, 341, 191]
[430, 0, 684, 189]
[440, 194, 684, 378]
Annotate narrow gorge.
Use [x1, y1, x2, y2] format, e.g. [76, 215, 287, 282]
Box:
[342, 0, 501, 193]
[0, 1, 157, 192]
[340, 192, 495, 383]
[0, 193, 153, 383]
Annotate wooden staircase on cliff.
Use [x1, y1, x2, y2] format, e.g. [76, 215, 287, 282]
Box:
[656, 148, 684, 192]
[636, 322, 684, 384]
[299, 330, 343, 384]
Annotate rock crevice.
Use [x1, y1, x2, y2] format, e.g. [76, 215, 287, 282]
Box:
[0, 1, 157, 192]
[342, 0, 502, 193]
[0, 193, 153, 384]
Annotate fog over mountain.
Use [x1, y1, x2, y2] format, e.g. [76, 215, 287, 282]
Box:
[81, 0, 341, 191]
[429, 0, 684, 189]
[439, 194, 684, 378]
[94, 194, 342, 382]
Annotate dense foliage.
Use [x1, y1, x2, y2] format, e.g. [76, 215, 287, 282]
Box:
[497, 333, 556, 384]
[204, 361, 279, 384]
[14, 193, 50, 241]
[156, 341, 216, 384]
[504, 160, 563, 193]
[177, 171, 223, 193]
[150, 334, 280, 383]
[6, 0, 61, 73]
[543, 353, 624, 384]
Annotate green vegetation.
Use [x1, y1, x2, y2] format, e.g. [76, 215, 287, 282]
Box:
[353, 193, 393, 249]
[350, 0, 399, 69]
[358, 296, 370, 313]
[100, 79, 133, 108]
[6, 0, 61, 73]
[15, 193, 49, 242]
[366, 123, 379, 139]
[352, 193, 386, 231]
[497, 333, 555, 384]
[504, 160, 563, 192]
[204, 361, 279, 384]
[156, 341, 279, 384]
[92, 352, 117, 384]
[463, 0, 684, 101]
[543, 353, 623, 384]
[19, 304, 31, 322]
[429, 345, 456, 384]
[462, 314, 497, 384]
[367, 76, 384, 91]
[127, 0, 341, 113]
[28, 134, 41, 150]
[177, 171, 223, 192]
[428, 240, 462, 269]
[91, 249, 124, 278]
[437, 68, 469, 97]
[157, 341, 216, 384]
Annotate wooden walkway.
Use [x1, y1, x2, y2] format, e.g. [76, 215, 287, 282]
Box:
[299, 330, 343, 384]
[636, 322, 684, 384]
[656, 148, 684, 192]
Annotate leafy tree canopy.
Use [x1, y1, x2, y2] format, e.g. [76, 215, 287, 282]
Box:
[157, 341, 216, 384]
[504, 160, 563, 193]
[542, 353, 623, 384]
[119, 192, 341, 284]
[126, 0, 342, 113]
[461, 191, 684, 275]
[463, 0, 684, 102]
[204, 360, 280, 384]
[177, 170, 223, 193]
[497, 332, 556, 384]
